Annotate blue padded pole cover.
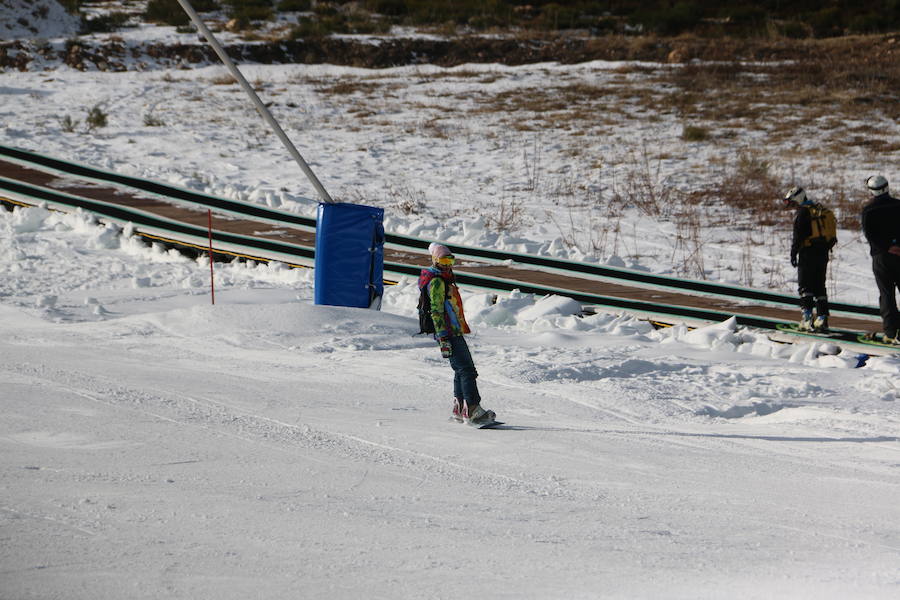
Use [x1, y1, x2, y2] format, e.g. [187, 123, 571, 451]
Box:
[314, 203, 384, 307]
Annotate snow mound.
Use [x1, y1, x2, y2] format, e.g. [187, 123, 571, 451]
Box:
[506, 356, 675, 384]
[142, 301, 423, 353]
[0, 0, 81, 40]
[516, 294, 582, 322]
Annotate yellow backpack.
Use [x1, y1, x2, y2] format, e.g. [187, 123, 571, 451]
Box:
[804, 204, 837, 248]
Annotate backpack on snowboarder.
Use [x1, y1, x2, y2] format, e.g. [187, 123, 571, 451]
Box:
[417, 273, 449, 335]
[804, 204, 837, 249]
[417, 285, 436, 334]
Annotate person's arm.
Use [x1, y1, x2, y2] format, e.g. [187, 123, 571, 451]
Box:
[861, 204, 872, 245]
[889, 201, 900, 254]
[790, 207, 810, 265]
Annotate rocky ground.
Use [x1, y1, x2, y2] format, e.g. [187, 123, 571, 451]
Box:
[3, 27, 900, 72]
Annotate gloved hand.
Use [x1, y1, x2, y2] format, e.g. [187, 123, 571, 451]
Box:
[790, 253, 798, 268]
[439, 337, 452, 359]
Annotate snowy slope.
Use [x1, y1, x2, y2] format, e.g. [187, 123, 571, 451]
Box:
[0, 0, 81, 40]
[2, 61, 891, 307]
[1, 3, 897, 306]
[2, 197, 900, 600]
[2, 5, 900, 598]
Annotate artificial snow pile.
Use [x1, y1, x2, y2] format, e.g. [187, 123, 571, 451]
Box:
[0, 0, 81, 40]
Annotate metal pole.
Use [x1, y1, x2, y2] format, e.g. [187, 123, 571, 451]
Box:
[207, 208, 216, 305]
[175, 0, 335, 204]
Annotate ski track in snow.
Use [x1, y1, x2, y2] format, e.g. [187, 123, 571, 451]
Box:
[4, 341, 590, 502]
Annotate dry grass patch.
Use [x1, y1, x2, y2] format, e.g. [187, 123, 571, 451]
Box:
[468, 83, 638, 132]
[347, 108, 377, 118]
[210, 75, 237, 86]
[314, 79, 381, 96]
[421, 118, 451, 139]
[681, 125, 710, 142]
[684, 149, 784, 228]
[411, 69, 505, 85]
[846, 137, 900, 153]
[643, 47, 900, 126]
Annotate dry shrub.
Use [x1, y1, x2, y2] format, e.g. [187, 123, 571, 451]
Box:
[670, 207, 707, 280]
[671, 61, 744, 93]
[611, 142, 679, 219]
[421, 118, 450, 139]
[482, 196, 527, 233]
[658, 43, 900, 123]
[315, 79, 380, 95]
[410, 69, 500, 83]
[469, 83, 627, 132]
[681, 125, 710, 141]
[688, 149, 783, 229]
[846, 137, 900, 153]
[340, 183, 427, 216]
[547, 185, 627, 258]
[210, 75, 237, 85]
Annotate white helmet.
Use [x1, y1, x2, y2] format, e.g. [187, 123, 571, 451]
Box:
[783, 186, 806, 206]
[866, 175, 889, 196]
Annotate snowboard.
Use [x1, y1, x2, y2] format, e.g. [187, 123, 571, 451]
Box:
[449, 414, 504, 429]
[775, 323, 845, 339]
[469, 419, 504, 429]
[772, 323, 877, 364]
[857, 332, 900, 349]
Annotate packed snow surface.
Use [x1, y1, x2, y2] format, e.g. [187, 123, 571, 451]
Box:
[2, 191, 900, 600]
[2, 3, 900, 598]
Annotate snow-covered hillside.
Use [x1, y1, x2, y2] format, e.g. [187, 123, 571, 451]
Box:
[2, 3, 900, 598]
[1, 1, 897, 306]
[2, 168, 900, 600]
[0, 0, 81, 40]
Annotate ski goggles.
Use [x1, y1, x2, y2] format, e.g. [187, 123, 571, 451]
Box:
[435, 255, 456, 266]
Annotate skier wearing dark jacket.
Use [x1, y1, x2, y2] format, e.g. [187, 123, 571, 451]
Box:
[419, 242, 496, 426]
[860, 175, 900, 342]
[784, 186, 835, 331]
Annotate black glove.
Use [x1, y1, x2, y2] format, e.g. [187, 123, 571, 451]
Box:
[790, 253, 798, 268]
[439, 337, 452, 359]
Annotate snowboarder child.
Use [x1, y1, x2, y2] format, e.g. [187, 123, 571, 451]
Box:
[783, 186, 837, 332]
[418, 242, 496, 426]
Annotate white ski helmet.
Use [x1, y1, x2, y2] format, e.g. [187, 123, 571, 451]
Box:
[866, 175, 889, 196]
[783, 186, 806, 206]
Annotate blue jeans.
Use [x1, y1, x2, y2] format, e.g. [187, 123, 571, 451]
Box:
[448, 335, 481, 408]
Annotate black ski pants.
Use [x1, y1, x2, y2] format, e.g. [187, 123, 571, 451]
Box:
[797, 246, 829, 315]
[871, 252, 900, 337]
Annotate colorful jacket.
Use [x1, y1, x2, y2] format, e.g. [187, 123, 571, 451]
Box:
[418, 267, 470, 339]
